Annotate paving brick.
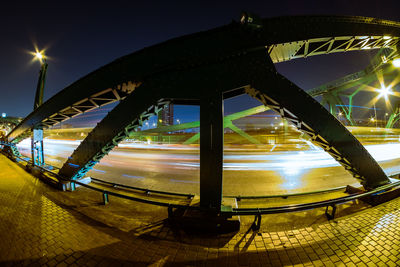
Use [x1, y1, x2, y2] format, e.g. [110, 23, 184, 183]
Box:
[2, 155, 400, 266]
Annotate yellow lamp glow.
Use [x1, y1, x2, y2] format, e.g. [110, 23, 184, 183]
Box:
[393, 58, 400, 68]
[377, 85, 393, 100]
[35, 52, 43, 60]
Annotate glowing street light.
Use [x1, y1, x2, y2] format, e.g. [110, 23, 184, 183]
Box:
[393, 58, 400, 68]
[377, 85, 393, 101]
[35, 52, 43, 60]
[370, 117, 375, 122]
[1, 113, 6, 118]
[32, 49, 48, 110]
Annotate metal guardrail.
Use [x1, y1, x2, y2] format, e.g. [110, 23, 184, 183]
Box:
[226, 181, 400, 215]
[71, 179, 200, 210]
[224, 180, 400, 230]
[90, 177, 194, 199]
[22, 159, 199, 210]
[224, 185, 348, 200]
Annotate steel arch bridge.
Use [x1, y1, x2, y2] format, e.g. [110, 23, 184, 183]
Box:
[6, 15, 400, 211]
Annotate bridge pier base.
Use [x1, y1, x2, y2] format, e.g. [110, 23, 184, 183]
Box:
[168, 195, 240, 233]
[200, 91, 224, 211]
[168, 209, 240, 233]
[346, 183, 400, 206]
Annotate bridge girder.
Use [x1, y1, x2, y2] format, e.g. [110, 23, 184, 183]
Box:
[7, 15, 400, 144]
[58, 49, 389, 201]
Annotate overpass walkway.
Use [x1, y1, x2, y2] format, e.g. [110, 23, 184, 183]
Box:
[0, 154, 400, 266]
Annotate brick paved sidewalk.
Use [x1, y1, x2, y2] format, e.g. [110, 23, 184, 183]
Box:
[0, 154, 400, 266]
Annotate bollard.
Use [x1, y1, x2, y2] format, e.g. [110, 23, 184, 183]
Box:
[103, 192, 109, 205]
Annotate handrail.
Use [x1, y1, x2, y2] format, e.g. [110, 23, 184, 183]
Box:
[224, 181, 400, 216]
[224, 185, 348, 200]
[28, 159, 199, 209]
[71, 179, 199, 209]
[90, 177, 194, 198]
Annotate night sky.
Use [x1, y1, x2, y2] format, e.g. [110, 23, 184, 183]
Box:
[1, 0, 400, 122]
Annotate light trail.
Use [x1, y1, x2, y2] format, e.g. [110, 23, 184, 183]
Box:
[15, 136, 400, 194]
[16, 138, 400, 172]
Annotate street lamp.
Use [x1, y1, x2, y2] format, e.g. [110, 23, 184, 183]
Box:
[377, 85, 393, 101]
[31, 49, 48, 167]
[393, 58, 400, 68]
[33, 50, 48, 110]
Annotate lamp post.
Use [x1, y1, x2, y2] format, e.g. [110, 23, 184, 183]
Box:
[33, 52, 48, 110]
[31, 51, 47, 167]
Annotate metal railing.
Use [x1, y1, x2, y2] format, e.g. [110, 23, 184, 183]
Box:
[71, 179, 199, 210]
[224, 185, 348, 200]
[90, 177, 194, 199]
[224, 180, 400, 230]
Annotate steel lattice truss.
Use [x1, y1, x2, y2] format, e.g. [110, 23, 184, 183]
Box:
[40, 85, 137, 128]
[6, 15, 400, 194]
[269, 36, 399, 63]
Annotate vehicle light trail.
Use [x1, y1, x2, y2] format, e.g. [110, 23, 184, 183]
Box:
[15, 136, 400, 195]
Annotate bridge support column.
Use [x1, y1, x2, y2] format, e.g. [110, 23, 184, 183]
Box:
[200, 91, 223, 212]
[31, 128, 44, 166]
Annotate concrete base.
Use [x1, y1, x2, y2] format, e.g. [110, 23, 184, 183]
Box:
[346, 184, 400, 206]
[168, 197, 240, 234]
[168, 207, 240, 234]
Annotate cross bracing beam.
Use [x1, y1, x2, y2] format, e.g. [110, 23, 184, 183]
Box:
[7, 15, 400, 144]
[128, 105, 269, 144]
[307, 48, 399, 97]
[269, 36, 399, 63]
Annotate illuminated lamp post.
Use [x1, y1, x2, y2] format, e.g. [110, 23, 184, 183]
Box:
[392, 58, 400, 68]
[31, 51, 48, 167]
[33, 52, 48, 109]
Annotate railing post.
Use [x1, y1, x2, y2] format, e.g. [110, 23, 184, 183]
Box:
[200, 90, 223, 212]
[70, 181, 76, 191]
[103, 191, 109, 205]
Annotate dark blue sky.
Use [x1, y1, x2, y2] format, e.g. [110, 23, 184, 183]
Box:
[1, 0, 400, 119]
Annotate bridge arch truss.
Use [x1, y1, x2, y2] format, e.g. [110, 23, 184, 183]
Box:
[7, 15, 400, 211]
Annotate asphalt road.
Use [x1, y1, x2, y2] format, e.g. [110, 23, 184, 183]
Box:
[16, 134, 400, 196]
